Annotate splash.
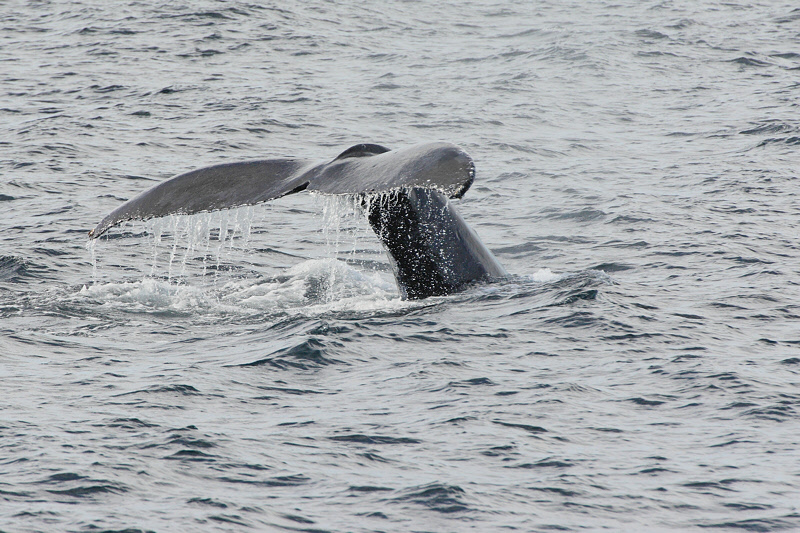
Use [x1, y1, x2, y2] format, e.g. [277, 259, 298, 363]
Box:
[79, 259, 399, 316]
[222, 258, 397, 311]
[85, 198, 400, 312]
[79, 277, 214, 312]
[313, 193, 395, 302]
[530, 268, 561, 283]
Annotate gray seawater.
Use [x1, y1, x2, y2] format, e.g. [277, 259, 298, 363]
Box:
[2, 1, 799, 531]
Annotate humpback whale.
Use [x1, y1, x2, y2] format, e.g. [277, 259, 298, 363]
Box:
[89, 142, 506, 299]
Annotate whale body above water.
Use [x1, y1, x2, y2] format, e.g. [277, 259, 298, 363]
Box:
[89, 142, 506, 300]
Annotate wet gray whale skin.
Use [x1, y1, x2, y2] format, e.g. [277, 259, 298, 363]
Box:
[89, 142, 506, 299]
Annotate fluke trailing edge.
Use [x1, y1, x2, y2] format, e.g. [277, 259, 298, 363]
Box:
[89, 142, 506, 299]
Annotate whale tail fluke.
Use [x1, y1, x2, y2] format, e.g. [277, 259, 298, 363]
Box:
[89, 142, 474, 239]
[88, 142, 500, 300]
[88, 158, 316, 238]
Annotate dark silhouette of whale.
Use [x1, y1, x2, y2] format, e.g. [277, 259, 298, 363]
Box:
[89, 142, 506, 299]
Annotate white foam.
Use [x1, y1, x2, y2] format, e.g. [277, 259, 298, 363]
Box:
[83, 198, 411, 316]
[79, 259, 400, 316]
[79, 278, 213, 311]
[529, 268, 561, 283]
[223, 258, 397, 310]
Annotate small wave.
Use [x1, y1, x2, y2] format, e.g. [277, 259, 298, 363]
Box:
[46, 483, 128, 498]
[157, 85, 192, 94]
[41, 472, 87, 483]
[508, 459, 573, 469]
[216, 474, 309, 487]
[492, 242, 544, 258]
[390, 483, 470, 514]
[729, 57, 771, 68]
[529, 486, 580, 497]
[636, 50, 681, 57]
[546, 208, 606, 222]
[0, 255, 51, 283]
[591, 262, 633, 273]
[466, 269, 609, 307]
[236, 338, 343, 370]
[628, 397, 666, 407]
[742, 404, 796, 422]
[256, 385, 325, 396]
[0, 256, 28, 282]
[776, 8, 800, 24]
[188, 497, 228, 508]
[445, 377, 495, 388]
[608, 215, 656, 224]
[115, 384, 204, 397]
[328, 434, 421, 445]
[160, 10, 240, 21]
[635, 29, 670, 40]
[164, 450, 216, 461]
[493, 420, 548, 434]
[756, 136, 800, 147]
[102, 418, 160, 429]
[698, 516, 800, 531]
[208, 514, 250, 527]
[666, 18, 696, 28]
[90, 84, 126, 93]
[348, 485, 393, 492]
[543, 270, 613, 307]
[740, 121, 797, 135]
[771, 52, 800, 59]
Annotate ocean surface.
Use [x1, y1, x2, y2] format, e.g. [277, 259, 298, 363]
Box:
[2, 1, 799, 531]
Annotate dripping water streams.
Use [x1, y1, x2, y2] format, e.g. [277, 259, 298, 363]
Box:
[85, 238, 97, 285]
[84, 198, 398, 314]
